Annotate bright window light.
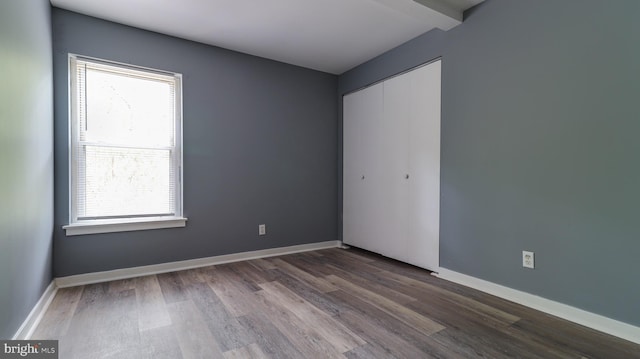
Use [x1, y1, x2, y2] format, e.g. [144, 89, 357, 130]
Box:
[66, 55, 184, 234]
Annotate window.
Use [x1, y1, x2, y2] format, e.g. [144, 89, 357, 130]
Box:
[64, 55, 186, 236]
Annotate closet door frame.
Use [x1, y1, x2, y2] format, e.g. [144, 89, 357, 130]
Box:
[342, 58, 441, 271]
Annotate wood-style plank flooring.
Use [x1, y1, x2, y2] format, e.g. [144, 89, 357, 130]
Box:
[33, 248, 640, 358]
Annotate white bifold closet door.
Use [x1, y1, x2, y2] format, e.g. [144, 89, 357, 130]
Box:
[342, 59, 441, 271]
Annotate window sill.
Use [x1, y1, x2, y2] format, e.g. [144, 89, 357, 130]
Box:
[63, 217, 187, 236]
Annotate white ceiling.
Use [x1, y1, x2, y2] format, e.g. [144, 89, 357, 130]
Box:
[50, 0, 483, 74]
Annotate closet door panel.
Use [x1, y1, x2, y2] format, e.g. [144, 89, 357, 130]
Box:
[360, 83, 386, 254]
[406, 60, 441, 270]
[343, 83, 384, 252]
[378, 74, 411, 261]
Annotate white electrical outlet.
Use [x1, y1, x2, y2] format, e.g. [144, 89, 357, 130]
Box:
[258, 224, 266, 236]
[522, 251, 534, 269]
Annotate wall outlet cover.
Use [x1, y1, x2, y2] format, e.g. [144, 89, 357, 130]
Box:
[522, 251, 534, 269]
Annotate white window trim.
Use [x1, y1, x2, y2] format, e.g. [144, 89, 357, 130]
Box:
[63, 217, 187, 236]
[65, 54, 187, 236]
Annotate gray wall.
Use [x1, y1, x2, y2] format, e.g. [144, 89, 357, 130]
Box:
[0, 0, 54, 339]
[340, 0, 640, 326]
[52, 9, 338, 276]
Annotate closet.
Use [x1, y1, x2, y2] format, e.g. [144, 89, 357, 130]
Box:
[342, 59, 441, 271]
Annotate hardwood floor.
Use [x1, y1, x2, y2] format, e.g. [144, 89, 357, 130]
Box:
[33, 248, 640, 358]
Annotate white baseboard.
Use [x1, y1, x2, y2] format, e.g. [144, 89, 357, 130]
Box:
[434, 267, 640, 345]
[13, 281, 58, 340]
[56, 240, 341, 288]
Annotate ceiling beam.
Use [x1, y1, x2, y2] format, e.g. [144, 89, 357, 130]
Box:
[369, 0, 463, 30]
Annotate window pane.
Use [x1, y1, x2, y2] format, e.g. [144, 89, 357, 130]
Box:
[80, 146, 174, 219]
[84, 68, 174, 147]
[70, 56, 183, 228]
